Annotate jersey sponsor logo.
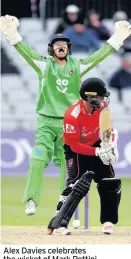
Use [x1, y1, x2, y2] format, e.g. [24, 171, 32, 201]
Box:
[81, 126, 88, 137]
[65, 124, 76, 133]
[71, 105, 80, 118]
[69, 70, 74, 75]
[56, 79, 68, 93]
[81, 126, 99, 137]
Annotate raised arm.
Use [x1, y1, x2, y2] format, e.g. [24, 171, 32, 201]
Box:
[80, 21, 131, 77]
[80, 43, 113, 77]
[0, 15, 46, 76]
[15, 41, 46, 75]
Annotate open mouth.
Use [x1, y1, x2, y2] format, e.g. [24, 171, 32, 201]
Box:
[58, 48, 65, 54]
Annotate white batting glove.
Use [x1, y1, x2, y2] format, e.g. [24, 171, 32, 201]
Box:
[95, 146, 113, 165]
[0, 15, 22, 45]
[100, 143, 119, 164]
[107, 21, 131, 50]
[100, 128, 119, 164]
[108, 146, 119, 164]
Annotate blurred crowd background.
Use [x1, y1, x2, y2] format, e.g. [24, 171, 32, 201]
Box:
[1, 0, 131, 175]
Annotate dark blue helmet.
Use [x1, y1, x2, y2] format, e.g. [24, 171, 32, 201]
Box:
[48, 34, 72, 55]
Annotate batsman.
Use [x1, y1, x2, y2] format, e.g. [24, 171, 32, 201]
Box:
[0, 15, 130, 216]
[48, 78, 121, 235]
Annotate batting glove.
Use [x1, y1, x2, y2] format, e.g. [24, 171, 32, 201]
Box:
[100, 128, 119, 164]
[95, 145, 113, 165]
[108, 146, 119, 164]
[107, 21, 131, 50]
[0, 15, 22, 45]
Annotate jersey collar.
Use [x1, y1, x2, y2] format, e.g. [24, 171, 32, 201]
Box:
[52, 55, 69, 63]
[80, 99, 88, 115]
[80, 99, 97, 116]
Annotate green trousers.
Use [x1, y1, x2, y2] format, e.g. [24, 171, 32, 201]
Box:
[23, 114, 66, 205]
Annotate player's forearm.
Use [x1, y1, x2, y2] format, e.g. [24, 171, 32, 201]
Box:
[81, 20, 131, 74]
[69, 142, 96, 156]
[83, 43, 113, 72]
[14, 41, 42, 74]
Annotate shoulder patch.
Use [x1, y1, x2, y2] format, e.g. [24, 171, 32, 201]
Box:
[71, 105, 80, 118]
[65, 124, 76, 133]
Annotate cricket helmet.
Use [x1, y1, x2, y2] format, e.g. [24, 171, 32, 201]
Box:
[80, 78, 110, 109]
[48, 34, 72, 55]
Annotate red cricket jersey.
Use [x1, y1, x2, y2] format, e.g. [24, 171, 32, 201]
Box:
[63, 99, 101, 156]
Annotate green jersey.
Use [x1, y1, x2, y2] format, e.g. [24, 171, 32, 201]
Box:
[15, 42, 113, 117]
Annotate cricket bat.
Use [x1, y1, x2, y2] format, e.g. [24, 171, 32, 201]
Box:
[99, 108, 112, 145]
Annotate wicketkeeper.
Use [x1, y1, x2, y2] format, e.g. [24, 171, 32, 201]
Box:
[47, 78, 121, 235]
[0, 15, 130, 216]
